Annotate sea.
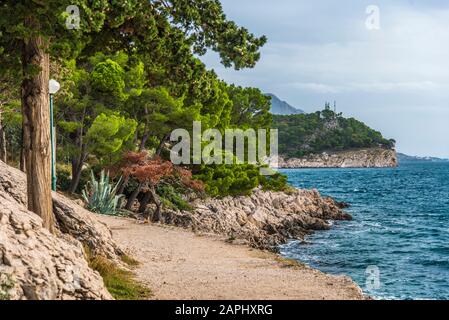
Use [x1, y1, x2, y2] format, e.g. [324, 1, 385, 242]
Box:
[280, 161, 449, 300]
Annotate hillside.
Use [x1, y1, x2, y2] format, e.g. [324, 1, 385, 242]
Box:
[397, 153, 449, 163]
[273, 107, 395, 159]
[278, 148, 397, 168]
[267, 93, 304, 115]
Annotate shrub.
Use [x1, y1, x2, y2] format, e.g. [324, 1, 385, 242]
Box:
[82, 170, 124, 215]
[194, 164, 258, 197]
[259, 172, 288, 192]
[91, 59, 125, 96]
[194, 164, 288, 197]
[0, 274, 14, 300]
[56, 164, 72, 192]
[156, 184, 193, 211]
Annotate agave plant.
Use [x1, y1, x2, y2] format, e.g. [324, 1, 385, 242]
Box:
[82, 170, 124, 215]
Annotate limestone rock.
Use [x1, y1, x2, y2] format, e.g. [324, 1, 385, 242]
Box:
[0, 161, 123, 262]
[163, 188, 352, 251]
[0, 194, 112, 300]
[277, 148, 397, 168]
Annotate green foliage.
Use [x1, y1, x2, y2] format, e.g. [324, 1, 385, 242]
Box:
[82, 170, 124, 215]
[195, 77, 232, 130]
[227, 85, 272, 129]
[160, 0, 267, 69]
[0, 100, 22, 164]
[194, 164, 287, 197]
[259, 172, 289, 192]
[91, 59, 126, 98]
[0, 0, 266, 87]
[0, 1, 274, 202]
[157, 184, 193, 211]
[56, 164, 72, 192]
[273, 108, 395, 158]
[86, 113, 137, 161]
[127, 86, 200, 143]
[0, 274, 14, 300]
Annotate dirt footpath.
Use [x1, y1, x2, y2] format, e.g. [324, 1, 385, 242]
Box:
[98, 215, 364, 300]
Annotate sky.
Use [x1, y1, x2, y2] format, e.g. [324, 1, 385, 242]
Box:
[201, 0, 449, 158]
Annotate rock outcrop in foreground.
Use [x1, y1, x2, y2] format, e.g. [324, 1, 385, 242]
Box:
[0, 161, 119, 300]
[0, 195, 112, 300]
[164, 188, 352, 251]
[0, 161, 123, 262]
[278, 148, 397, 168]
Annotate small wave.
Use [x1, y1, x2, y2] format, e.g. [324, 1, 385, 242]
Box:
[284, 162, 449, 300]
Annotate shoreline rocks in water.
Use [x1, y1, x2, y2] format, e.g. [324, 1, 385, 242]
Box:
[163, 188, 352, 251]
[277, 148, 397, 168]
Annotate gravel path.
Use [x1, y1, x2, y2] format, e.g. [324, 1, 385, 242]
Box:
[98, 215, 364, 300]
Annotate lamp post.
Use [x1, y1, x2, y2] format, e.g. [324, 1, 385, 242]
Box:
[49, 79, 60, 191]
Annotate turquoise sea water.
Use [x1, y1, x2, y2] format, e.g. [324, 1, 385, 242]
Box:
[280, 162, 449, 300]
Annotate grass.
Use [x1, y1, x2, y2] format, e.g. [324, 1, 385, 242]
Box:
[0, 274, 14, 300]
[273, 256, 307, 269]
[84, 247, 151, 300]
[120, 254, 140, 267]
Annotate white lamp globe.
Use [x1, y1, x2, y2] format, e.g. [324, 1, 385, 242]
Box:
[49, 79, 61, 94]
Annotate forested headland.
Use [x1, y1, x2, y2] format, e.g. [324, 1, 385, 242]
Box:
[273, 104, 396, 159]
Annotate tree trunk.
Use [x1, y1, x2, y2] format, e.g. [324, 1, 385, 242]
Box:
[69, 155, 84, 193]
[20, 129, 26, 172]
[21, 33, 55, 232]
[138, 191, 151, 214]
[149, 185, 162, 222]
[125, 181, 143, 211]
[116, 175, 129, 195]
[0, 116, 6, 163]
[156, 133, 170, 156]
[139, 107, 149, 152]
[139, 132, 150, 152]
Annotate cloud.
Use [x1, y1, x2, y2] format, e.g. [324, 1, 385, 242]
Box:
[202, 0, 449, 157]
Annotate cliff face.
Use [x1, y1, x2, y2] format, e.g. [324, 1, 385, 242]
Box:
[278, 148, 398, 168]
[0, 194, 112, 300]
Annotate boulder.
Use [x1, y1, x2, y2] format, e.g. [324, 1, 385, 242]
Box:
[0, 193, 112, 300]
[0, 160, 126, 299]
[0, 161, 123, 263]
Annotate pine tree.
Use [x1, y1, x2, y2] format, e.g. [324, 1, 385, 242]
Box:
[0, 0, 265, 231]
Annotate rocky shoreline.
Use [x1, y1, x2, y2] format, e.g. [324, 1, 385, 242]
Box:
[0, 160, 361, 299]
[277, 148, 398, 168]
[162, 188, 352, 252]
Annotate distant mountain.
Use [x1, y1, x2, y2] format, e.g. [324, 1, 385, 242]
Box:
[397, 153, 449, 163]
[266, 93, 304, 115]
